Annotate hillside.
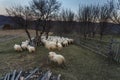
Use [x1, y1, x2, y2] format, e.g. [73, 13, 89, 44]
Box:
[0, 15, 14, 29]
[0, 15, 120, 34]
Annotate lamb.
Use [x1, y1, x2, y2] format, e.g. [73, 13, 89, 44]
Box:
[48, 52, 65, 65]
[14, 44, 23, 52]
[27, 45, 35, 53]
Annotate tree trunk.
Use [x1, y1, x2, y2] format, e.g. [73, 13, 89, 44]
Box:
[36, 29, 39, 46]
[25, 28, 31, 42]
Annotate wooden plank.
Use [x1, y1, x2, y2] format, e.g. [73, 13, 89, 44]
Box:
[25, 68, 39, 80]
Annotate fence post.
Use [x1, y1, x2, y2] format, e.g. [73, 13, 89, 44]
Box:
[114, 42, 120, 62]
[108, 37, 114, 59]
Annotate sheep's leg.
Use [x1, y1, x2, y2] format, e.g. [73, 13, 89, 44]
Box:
[60, 62, 66, 69]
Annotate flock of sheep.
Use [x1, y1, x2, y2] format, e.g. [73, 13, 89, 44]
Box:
[14, 36, 74, 66]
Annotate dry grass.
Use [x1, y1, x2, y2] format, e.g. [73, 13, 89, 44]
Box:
[0, 30, 120, 80]
[0, 29, 36, 38]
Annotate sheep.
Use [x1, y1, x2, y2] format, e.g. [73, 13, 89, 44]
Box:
[42, 39, 63, 51]
[46, 41, 57, 51]
[48, 52, 65, 65]
[62, 40, 68, 47]
[21, 43, 28, 50]
[27, 45, 35, 53]
[56, 41, 63, 51]
[68, 39, 74, 44]
[14, 44, 23, 52]
[57, 43, 63, 51]
[42, 40, 57, 51]
[41, 35, 74, 49]
[22, 40, 29, 44]
[21, 40, 29, 50]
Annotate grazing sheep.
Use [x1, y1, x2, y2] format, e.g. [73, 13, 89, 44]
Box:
[48, 52, 65, 65]
[62, 40, 68, 47]
[43, 40, 57, 51]
[22, 40, 29, 44]
[14, 44, 22, 52]
[21, 40, 29, 50]
[68, 39, 74, 44]
[41, 35, 74, 50]
[21, 43, 28, 49]
[56, 42, 63, 51]
[27, 45, 35, 53]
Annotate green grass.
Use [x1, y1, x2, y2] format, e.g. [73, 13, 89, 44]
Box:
[0, 37, 120, 80]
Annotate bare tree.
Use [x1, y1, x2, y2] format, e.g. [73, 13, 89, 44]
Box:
[77, 5, 94, 39]
[60, 9, 75, 21]
[55, 9, 75, 35]
[110, 0, 120, 24]
[6, 6, 33, 44]
[98, 2, 114, 40]
[30, 0, 61, 45]
[90, 5, 100, 38]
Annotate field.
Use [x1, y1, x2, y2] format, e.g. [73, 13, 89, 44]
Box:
[0, 30, 120, 80]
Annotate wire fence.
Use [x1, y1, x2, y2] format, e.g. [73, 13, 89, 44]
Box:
[73, 37, 120, 63]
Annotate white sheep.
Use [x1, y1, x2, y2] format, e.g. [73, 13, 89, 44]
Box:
[62, 40, 68, 47]
[21, 43, 28, 49]
[22, 40, 29, 44]
[68, 39, 74, 44]
[27, 45, 35, 53]
[43, 39, 63, 51]
[43, 40, 57, 51]
[21, 40, 29, 50]
[48, 52, 65, 65]
[14, 44, 23, 52]
[56, 42, 63, 51]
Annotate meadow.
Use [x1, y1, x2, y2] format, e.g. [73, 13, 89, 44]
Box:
[0, 30, 120, 80]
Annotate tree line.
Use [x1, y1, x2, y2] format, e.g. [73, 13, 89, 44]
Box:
[6, 0, 120, 46]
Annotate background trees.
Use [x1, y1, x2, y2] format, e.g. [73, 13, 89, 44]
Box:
[5, 0, 120, 44]
[77, 5, 100, 39]
[30, 0, 61, 45]
[6, 0, 61, 46]
[98, 2, 114, 40]
[6, 6, 33, 43]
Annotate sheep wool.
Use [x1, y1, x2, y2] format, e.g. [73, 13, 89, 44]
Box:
[48, 52, 65, 65]
[21, 43, 28, 49]
[14, 44, 22, 52]
[44, 41, 57, 51]
[57, 43, 63, 51]
[27, 45, 35, 53]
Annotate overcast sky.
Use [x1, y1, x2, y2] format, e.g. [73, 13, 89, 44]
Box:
[0, 0, 109, 15]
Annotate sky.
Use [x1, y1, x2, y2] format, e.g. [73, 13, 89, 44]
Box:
[0, 0, 109, 15]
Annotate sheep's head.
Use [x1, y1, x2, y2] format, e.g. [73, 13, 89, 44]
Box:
[48, 52, 56, 59]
